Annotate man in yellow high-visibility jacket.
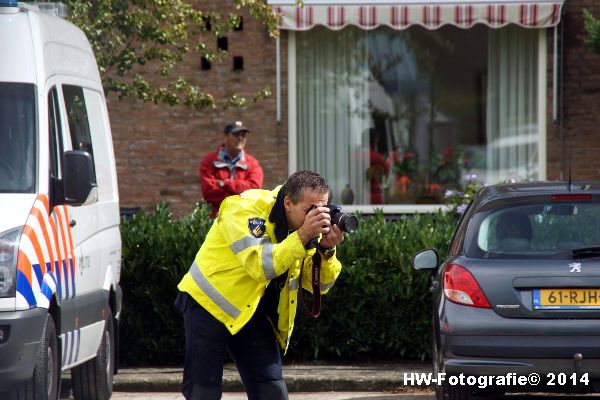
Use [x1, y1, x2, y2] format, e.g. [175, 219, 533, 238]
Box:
[176, 170, 345, 400]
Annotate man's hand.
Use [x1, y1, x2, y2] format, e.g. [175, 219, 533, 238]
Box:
[319, 224, 344, 249]
[297, 206, 331, 245]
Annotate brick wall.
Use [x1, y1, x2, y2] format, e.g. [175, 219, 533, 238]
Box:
[108, 0, 288, 217]
[547, 1, 600, 180]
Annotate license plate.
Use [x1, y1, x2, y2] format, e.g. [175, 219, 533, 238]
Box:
[533, 289, 600, 309]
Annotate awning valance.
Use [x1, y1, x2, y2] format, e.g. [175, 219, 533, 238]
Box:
[268, 1, 564, 31]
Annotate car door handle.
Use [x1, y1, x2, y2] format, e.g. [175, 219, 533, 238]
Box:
[70, 219, 76, 227]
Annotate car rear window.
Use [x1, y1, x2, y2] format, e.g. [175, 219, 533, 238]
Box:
[466, 202, 600, 259]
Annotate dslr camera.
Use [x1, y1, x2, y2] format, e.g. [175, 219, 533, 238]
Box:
[325, 203, 359, 233]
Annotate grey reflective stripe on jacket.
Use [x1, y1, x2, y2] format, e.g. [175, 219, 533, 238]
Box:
[230, 235, 276, 280]
[189, 262, 241, 319]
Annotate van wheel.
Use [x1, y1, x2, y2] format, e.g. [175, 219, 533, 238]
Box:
[71, 308, 114, 400]
[13, 314, 59, 400]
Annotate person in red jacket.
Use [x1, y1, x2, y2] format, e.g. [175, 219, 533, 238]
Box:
[199, 121, 264, 217]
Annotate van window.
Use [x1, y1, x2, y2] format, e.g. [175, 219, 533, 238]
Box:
[0, 82, 36, 193]
[49, 87, 65, 206]
[48, 87, 63, 179]
[83, 89, 117, 201]
[63, 84, 96, 183]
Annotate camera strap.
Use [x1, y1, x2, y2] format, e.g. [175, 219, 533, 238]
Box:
[298, 251, 322, 318]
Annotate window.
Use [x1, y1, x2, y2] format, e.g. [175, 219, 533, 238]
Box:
[63, 84, 96, 183]
[48, 86, 65, 205]
[295, 25, 540, 207]
[48, 87, 63, 180]
[0, 82, 36, 193]
[468, 203, 600, 259]
[82, 88, 117, 200]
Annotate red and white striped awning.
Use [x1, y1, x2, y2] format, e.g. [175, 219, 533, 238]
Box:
[267, 1, 564, 31]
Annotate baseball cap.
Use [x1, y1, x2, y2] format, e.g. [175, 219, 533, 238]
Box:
[224, 121, 250, 134]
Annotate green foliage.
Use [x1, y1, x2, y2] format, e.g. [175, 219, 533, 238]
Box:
[33, 0, 278, 108]
[443, 177, 483, 214]
[583, 9, 600, 54]
[288, 210, 458, 361]
[119, 205, 459, 365]
[119, 202, 213, 365]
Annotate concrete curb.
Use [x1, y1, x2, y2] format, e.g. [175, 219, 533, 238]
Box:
[111, 362, 432, 393]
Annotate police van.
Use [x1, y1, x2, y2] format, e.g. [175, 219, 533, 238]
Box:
[0, 1, 122, 399]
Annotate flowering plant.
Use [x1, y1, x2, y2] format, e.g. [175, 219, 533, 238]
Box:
[394, 150, 419, 179]
[444, 174, 483, 214]
[430, 146, 471, 187]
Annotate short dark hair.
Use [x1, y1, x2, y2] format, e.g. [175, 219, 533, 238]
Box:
[281, 170, 329, 204]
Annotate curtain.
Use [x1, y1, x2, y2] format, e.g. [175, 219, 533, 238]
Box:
[297, 27, 371, 204]
[486, 26, 538, 184]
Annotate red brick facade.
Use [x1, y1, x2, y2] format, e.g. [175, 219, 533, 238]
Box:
[547, 0, 600, 181]
[108, 1, 288, 217]
[108, 1, 600, 217]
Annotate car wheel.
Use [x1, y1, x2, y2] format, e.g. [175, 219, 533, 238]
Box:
[71, 308, 114, 400]
[442, 383, 471, 400]
[12, 314, 59, 400]
[432, 331, 444, 400]
[433, 330, 471, 400]
[474, 386, 506, 398]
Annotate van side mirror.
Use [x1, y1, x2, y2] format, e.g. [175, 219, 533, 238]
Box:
[63, 150, 96, 206]
[412, 249, 439, 270]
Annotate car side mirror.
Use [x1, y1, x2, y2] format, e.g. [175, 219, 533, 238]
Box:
[412, 248, 439, 270]
[63, 150, 97, 206]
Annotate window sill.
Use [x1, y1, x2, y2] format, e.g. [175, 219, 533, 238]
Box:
[341, 204, 450, 214]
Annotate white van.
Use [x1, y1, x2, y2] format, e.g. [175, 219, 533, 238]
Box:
[0, 2, 122, 400]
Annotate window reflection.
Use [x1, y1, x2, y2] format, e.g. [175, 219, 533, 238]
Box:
[296, 25, 539, 206]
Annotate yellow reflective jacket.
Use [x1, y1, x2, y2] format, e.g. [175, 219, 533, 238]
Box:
[177, 186, 343, 352]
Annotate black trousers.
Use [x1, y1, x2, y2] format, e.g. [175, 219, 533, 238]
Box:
[177, 292, 288, 400]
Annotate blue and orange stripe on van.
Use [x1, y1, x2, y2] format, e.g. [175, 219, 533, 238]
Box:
[16, 195, 76, 309]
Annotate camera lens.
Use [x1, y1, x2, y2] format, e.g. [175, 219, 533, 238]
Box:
[327, 203, 359, 233]
[338, 214, 358, 233]
[331, 212, 358, 233]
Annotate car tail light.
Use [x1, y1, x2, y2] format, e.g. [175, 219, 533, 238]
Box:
[443, 264, 491, 308]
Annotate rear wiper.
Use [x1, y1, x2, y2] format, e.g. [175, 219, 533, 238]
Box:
[572, 246, 600, 258]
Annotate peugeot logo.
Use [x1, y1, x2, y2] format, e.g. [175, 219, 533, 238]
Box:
[569, 262, 582, 273]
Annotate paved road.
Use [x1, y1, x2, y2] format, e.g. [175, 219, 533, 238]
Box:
[108, 392, 431, 399]
[79, 391, 600, 399]
[102, 392, 600, 399]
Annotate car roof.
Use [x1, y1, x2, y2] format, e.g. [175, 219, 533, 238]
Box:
[474, 181, 600, 209]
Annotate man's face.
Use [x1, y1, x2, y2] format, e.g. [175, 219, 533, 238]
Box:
[223, 130, 248, 155]
[284, 188, 329, 231]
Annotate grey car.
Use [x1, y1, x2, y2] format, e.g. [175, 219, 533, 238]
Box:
[413, 181, 600, 400]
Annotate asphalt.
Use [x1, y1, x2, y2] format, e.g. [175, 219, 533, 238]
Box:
[111, 361, 433, 393]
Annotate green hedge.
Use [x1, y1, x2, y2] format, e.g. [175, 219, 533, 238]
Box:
[119, 203, 458, 366]
[119, 203, 213, 365]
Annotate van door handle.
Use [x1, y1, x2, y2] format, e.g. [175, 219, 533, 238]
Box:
[70, 220, 76, 227]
